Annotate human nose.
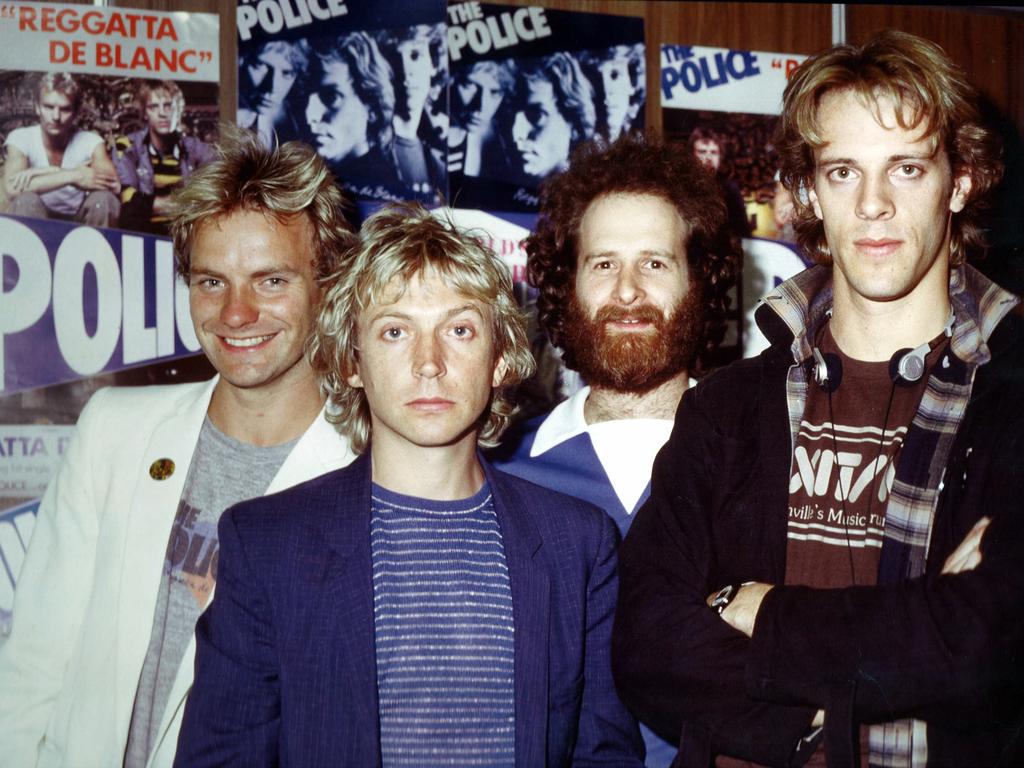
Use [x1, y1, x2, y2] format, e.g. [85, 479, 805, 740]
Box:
[856, 173, 895, 220]
[413, 333, 445, 379]
[512, 112, 530, 144]
[306, 93, 325, 126]
[612, 265, 644, 305]
[219, 285, 259, 328]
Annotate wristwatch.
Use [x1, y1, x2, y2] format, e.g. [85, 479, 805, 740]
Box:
[710, 584, 738, 615]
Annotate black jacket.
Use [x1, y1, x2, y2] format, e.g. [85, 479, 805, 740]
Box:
[613, 295, 1024, 768]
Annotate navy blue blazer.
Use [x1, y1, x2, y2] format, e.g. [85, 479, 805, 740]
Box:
[175, 453, 643, 767]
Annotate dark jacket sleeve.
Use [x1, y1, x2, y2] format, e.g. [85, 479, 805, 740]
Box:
[573, 512, 646, 767]
[174, 507, 281, 768]
[613, 380, 817, 768]
[747, 401, 1024, 725]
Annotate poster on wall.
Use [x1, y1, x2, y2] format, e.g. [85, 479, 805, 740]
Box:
[0, 1, 220, 238]
[0, 2, 219, 633]
[237, 0, 448, 205]
[660, 43, 811, 358]
[446, 3, 645, 212]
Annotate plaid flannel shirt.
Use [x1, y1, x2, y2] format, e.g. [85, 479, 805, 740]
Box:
[761, 263, 1019, 768]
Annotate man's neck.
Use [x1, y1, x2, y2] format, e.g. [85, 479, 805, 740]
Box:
[370, 433, 485, 501]
[207, 369, 325, 447]
[41, 128, 71, 154]
[394, 109, 423, 140]
[584, 371, 689, 424]
[149, 129, 178, 155]
[829, 269, 952, 362]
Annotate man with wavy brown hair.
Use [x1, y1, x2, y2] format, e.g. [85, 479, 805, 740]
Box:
[492, 132, 740, 767]
[614, 30, 1023, 768]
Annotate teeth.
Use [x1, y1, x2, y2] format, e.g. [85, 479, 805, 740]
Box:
[223, 335, 272, 348]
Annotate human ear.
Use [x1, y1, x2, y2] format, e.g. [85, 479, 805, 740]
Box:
[808, 185, 824, 220]
[491, 356, 509, 388]
[949, 173, 972, 214]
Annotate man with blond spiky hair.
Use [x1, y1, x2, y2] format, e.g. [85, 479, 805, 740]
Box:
[614, 30, 1024, 767]
[176, 203, 644, 767]
[0, 128, 356, 768]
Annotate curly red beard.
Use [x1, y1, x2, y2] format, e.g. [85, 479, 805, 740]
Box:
[561, 285, 705, 394]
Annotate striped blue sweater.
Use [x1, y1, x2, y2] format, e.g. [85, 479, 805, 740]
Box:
[370, 482, 515, 767]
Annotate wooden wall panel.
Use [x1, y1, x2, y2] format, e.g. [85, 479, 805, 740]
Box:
[847, 5, 1024, 133]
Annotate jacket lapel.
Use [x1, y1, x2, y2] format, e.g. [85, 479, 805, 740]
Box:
[319, 454, 381, 765]
[149, 408, 358, 767]
[485, 462, 549, 768]
[116, 378, 217, 753]
[267, 407, 356, 494]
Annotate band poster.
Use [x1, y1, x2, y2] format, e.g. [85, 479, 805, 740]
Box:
[447, 3, 645, 212]
[237, 0, 449, 205]
[0, 2, 220, 636]
[660, 43, 811, 357]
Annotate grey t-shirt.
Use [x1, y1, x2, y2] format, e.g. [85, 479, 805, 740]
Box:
[123, 417, 297, 768]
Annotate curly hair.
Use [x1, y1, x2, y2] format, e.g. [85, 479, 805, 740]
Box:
[309, 202, 536, 455]
[312, 32, 395, 153]
[169, 124, 355, 281]
[776, 30, 1003, 266]
[526, 132, 741, 376]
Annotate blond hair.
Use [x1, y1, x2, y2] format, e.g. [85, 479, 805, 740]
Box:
[309, 202, 535, 455]
[169, 124, 355, 280]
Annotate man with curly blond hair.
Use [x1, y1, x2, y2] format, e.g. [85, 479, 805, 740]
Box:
[492, 132, 740, 767]
[614, 30, 1023, 767]
[176, 203, 644, 767]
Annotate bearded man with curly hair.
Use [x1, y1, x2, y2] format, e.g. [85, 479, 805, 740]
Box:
[492, 131, 740, 768]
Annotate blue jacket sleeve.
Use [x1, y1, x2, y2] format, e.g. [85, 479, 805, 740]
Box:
[573, 512, 646, 766]
[174, 507, 281, 768]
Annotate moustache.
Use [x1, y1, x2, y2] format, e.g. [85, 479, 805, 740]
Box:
[594, 305, 665, 326]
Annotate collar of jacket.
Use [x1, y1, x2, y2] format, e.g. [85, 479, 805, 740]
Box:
[753, 263, 1019, 367]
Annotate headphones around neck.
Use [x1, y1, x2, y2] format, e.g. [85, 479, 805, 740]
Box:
[811, 342, 930, 393]
[811, 310, 954, 393]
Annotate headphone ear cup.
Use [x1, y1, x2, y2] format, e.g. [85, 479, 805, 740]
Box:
[812, 349, 843, 393]
[890, 344, 928, 384]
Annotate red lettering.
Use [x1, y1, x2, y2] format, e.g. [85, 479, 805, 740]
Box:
[95, 41, 112, 67]
[82, 11, 104, 35]
[156, 17, 177, 41]
[17, 6, 37, 31]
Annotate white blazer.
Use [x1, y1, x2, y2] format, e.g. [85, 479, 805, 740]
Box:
[0, 379, 355, 768]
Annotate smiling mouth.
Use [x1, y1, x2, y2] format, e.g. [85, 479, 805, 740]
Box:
[222, 334, 273, 348]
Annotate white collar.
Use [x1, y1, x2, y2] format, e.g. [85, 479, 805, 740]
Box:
[531, 386, 591, 456]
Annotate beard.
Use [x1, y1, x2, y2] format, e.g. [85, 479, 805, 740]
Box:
[561, 288, 705, 394]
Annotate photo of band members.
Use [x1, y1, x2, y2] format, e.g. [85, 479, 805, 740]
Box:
[448, 44, 645, 202]
[0, 71, 219, 236]
[235, 3, 645, 210]
[239, 22, 448, 204]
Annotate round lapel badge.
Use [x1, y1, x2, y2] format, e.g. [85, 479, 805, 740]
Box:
[149, 458, 175, 480]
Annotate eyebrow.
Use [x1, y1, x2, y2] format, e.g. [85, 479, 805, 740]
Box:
[368, 303, 485, 324]
[189, 265, 304, 280]
[817, 147, 941, 167]
[581, 249, 680, 262]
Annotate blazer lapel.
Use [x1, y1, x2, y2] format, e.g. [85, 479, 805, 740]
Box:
[150, 405, 358, 766]
[116, 378, 218, 748]
[318, 454, 382, 765]
[267, 407, 356, 493]
[485, 462, 549, 768]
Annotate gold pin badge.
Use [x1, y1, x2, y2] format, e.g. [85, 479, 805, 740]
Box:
[149, 458, 175, 480]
